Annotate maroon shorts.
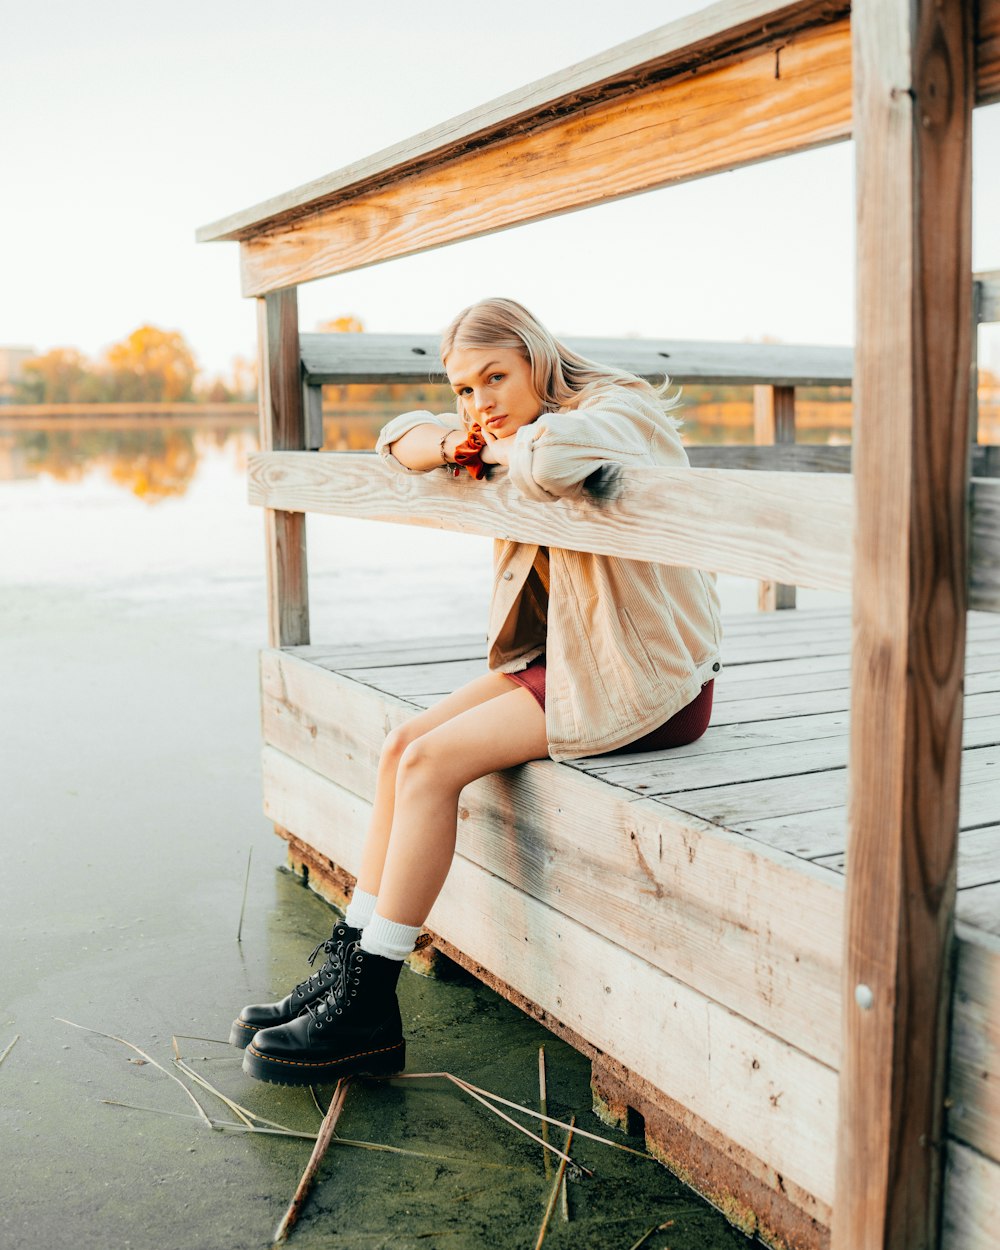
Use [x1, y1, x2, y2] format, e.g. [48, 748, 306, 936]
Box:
[505, 657, 714, 752]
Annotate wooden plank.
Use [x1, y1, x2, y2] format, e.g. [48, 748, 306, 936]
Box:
[686, 444, 852, 472]
[248, 452, 855, 592]
[261, 648, 845, 1066]
[260, 741, 841, 1204]
[198, 0, 852, 244]
[978, 0, 1000, 106]
[258, 291, 309, 647]
[957, 881, 1000, 938]
[941, 1139, 1000, 1250]
[948, 931, 1000, 1164]
[234, 20, 853, 295]
[754, 384, 798, 611]
[299, 331, 855, 388]
[833, 2, 974, 1245]
[816, 823, 1000, 890]
[971, 477, 1000, 613]
[978, 269, 1000, 324]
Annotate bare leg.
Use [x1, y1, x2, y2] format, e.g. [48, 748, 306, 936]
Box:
[355, 672, 520, 895]
[375, 686, 548, 926]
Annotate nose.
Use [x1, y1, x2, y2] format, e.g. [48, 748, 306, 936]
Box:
[474, 388, 494, 414]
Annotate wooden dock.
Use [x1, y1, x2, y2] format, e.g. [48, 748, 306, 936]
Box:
[259, 608, 999, 1248]
[201, 1, 1000, 1245]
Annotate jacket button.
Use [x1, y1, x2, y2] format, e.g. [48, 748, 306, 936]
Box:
[502, 571, 513, 581]
[712, 662, 721, 672]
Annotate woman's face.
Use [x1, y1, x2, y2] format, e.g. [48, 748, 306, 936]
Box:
[445, 346, 541, 439]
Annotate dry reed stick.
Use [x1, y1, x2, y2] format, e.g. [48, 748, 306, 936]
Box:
[538, 1046, 552, 1179]
[560, 1119, 576, 1222]
[174, 1058, 255, 1128]
[422, 1073, 652, 1161]
[237, 845, 253, 942]
[0, 1034, 20, 1068]
[625, 1221, 674, 1250]
[534, 1115, 575, 1249]
[273, 1078, 352, 1244]
[56, 1018, 214, 1129]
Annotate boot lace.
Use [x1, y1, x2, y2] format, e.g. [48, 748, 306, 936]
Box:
[292, 933, 347, 1000]
[305, 944, 363, 1026]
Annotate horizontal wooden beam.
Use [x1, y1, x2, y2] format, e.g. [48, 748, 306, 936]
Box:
[301, 332, 854, 387]
[247, 451, 854, 591]
[198, 0, 1000, 258]
[198, 0, 851, 244]
[233, 19, 853, 295]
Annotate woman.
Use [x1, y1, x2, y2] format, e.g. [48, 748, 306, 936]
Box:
[234, 298, 722, 1085]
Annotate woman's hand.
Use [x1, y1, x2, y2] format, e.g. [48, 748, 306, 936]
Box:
[479, 437, 511, 467]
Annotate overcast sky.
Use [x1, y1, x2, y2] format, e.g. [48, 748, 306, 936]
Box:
[3, 0, 998, 378]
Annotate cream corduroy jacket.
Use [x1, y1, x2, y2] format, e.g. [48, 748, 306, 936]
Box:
[376, 383, 723, 761]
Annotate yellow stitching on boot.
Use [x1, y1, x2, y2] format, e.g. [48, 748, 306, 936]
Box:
[245, 1041, 404, 1068]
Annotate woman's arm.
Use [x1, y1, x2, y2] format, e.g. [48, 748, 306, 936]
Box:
[375, 410, 464, 474]
[389, 424, 465, 471]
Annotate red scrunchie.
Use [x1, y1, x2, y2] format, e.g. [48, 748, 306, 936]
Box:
[452, 423, 489, 480]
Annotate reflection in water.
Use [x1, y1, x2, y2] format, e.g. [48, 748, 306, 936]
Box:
[0, 414, 257, 502]
[2, 398, 995, 504]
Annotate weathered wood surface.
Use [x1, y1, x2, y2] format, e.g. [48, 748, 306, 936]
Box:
[299, 332, 854, 387]
[258, 621, 1000, 1185]
[248, 451, 854, 591]
[979, 0, 1000, 105]
[979, 269, 1000, 324]
[835, 0, 975, 1242]
[257, 291, 309, 647]
[754, 384, 797, 610]
[941, 1138, 1000, 1250]
[261, 739, 841, 1207]
[261, 647, 844, 1068]
[233, 20, 853, 295]
[248, 452, 1000, 611]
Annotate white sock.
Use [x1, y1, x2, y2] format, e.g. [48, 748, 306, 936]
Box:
[360, 912, 422, 961]
[344, 887, 377, 930]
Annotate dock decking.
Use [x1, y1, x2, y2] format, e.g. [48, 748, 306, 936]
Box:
[260, 606, 1000, 1250]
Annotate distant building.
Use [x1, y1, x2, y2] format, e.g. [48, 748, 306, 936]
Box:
[0, 346, 35, 403]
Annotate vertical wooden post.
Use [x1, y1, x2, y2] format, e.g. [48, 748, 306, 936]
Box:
[257, 289, 310, 647]
[832, 3, 973, 1249]
[753, 384, 797, 610]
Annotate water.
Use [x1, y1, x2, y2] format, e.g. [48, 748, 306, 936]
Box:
[2, 410, 774, 1249]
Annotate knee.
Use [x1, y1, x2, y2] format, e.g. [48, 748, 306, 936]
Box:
[380, 721, 422, 769]
[395, 734, 452, 795]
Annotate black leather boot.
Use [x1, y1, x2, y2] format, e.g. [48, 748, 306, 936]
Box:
[242, 943, 405, 1085]
[229, 920, 361, 1048]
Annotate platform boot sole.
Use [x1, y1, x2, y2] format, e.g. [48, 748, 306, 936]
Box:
[229, 1017, 261, 1049]
[241, 1038, 406, 1086]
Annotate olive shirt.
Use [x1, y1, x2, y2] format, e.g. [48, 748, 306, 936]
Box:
[376, 382, 722, 761]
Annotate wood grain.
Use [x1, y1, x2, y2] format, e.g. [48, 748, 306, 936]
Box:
[247, 451, 854, 591]
[833, 2, 974, 1247]
[235, 21, 852, 295]
[198, 0, 851, 243]
[299, 332, 854, 387]
[754, 384, 798, 610]
[257, 292, 309, 647]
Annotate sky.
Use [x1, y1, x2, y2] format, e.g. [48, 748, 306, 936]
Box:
[3, 0, 999, 380]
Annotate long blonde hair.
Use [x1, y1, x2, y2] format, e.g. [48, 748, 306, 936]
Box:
[440, 298, 678, 420]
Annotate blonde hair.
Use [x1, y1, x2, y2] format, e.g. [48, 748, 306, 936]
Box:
[440, 297, 679, 421]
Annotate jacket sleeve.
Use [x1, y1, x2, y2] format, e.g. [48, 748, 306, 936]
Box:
[375, 410, 464, 475]
[506, 389, 656, 502]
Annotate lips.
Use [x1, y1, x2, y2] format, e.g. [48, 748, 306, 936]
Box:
[485, 415, 507, 428]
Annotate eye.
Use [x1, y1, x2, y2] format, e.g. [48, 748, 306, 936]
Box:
[487, 373, 504, 384]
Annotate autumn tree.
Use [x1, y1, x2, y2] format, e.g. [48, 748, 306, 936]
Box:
[103, 325, 198, 402]
[15, 348, 105, 403]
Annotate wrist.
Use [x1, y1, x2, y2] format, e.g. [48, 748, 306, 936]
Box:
[439, 429, 460, 464]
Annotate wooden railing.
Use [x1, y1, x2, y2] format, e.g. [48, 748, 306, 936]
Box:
[202, 1, 1000, 1245]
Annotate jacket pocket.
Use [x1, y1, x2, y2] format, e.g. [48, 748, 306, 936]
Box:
[619, 607, 658, 682]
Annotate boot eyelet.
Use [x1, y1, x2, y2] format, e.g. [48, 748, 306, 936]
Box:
[336, 1007, 343, 1014]
[316, 1021, 323, 1029]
